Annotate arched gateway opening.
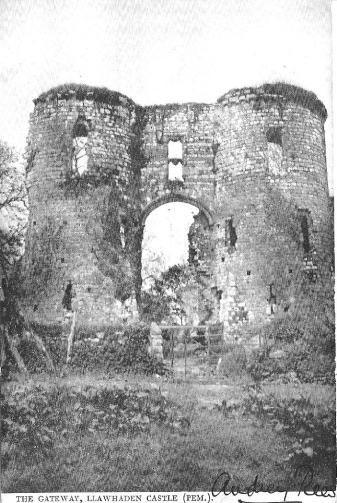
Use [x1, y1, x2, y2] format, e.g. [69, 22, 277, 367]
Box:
[139, 196, 216, 325]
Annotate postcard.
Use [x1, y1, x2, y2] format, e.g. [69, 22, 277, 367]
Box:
[0, 0, 335, 500]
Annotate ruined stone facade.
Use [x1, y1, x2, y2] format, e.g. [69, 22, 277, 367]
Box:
[22, 83, 333, 336]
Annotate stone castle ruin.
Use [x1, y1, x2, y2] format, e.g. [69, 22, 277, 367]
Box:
[22, 83, 333, 336]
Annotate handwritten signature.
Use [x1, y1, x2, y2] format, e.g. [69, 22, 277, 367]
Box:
[211, 465, 336, 500]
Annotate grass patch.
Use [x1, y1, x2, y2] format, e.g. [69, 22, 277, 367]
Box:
[2, 374, 335, 492]
[3, 413, 296, 492]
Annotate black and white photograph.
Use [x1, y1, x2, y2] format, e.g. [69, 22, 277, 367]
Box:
[0, 0, 335, 496]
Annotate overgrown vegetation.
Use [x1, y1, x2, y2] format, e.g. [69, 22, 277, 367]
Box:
[1, 377, 335, 492]
[0, 123, 334, 492]
[217, 82, 327, 120]
[0, 141, 27, 276]
[217, 344, 247, 377]
[219, 384, 335, 471]
[247, 272, 335, 385]
[141, 264, 199, 324]
[59, 106, 148, 303]
[34, 83, 134, 108]
[25, 217, 67, 299]
[4, 322, 168, 377]
[70, 323, 168, 375]
[248, 344, 334, 385]
[1, 382, 190, 483]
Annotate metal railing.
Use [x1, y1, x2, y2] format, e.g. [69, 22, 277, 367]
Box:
[159, 324, 224, 379]
[159, 323, 264, 380]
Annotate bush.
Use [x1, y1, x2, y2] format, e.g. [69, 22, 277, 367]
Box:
[17, 339, 52, 373]
[247, 347, 285, 382]
[70, 322, 169, 376]
[247, 303, 335, 385]
[218, 385, 335, 469]
[247, 342, 335, 385]
[112, 323, 168, 375]
[4, 334, 65, 375]
[240, 386, 335, 466]
[69, 339, 107, 372]
[20, 323, 66, 370]
[217, 344, 247, 377]
[6, 322, 169, 376]
[262, 318, 304, 345]
[1, 385, 57, 466]
[286, 342, 335, 384]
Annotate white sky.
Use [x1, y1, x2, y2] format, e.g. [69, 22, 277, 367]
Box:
[142, 202, 198, 285]
[0, 0, 334, 193]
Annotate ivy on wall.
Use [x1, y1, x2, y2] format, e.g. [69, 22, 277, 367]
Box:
[126, 106, 149, 308]
[259, 185, 323, 310]
[59, 105, 150, 304]
[25, 217, 67, 300]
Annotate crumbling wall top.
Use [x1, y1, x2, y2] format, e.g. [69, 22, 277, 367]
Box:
[33, 82, 327, 121]
[33, 83, 135, 109]
[217, 82, 327, 121]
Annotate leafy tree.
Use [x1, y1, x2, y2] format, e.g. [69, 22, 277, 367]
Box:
[0, 141, 27, 279]
[141, 264, 197, 324]
[0, 141, 31, 376]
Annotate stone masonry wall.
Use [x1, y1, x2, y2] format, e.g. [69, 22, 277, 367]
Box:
[22, 83, 332, 335]
[22, 88, 139, 325]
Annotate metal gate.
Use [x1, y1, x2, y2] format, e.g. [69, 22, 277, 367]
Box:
[159, 323, 224, 380]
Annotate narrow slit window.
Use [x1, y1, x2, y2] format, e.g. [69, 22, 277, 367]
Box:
[62, 280, 73, 312]
[72, 115, 89, 176]
[268, 284, 277, 314]
[225, 217, 237, 248]
[266, 127, 283, 175]
[120, 223, 126, 249]
[300, 212, 310, 253]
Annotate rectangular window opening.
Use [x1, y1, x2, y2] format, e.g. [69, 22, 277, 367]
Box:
[168, 160, 183, 181]
[72, 137, 88, 176]
[266, 127, 282, 147]
[168, 139, 183, 181]
[168, 139, 183, 160]
[225, 217, 237, 248]
[266, 127, 283, 175]
[299, 209, 311, 254]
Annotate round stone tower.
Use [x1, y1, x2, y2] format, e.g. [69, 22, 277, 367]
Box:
[22, 85, 140, 326]
[208, 84, 332, 332]
[22, 82, 332, 333]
